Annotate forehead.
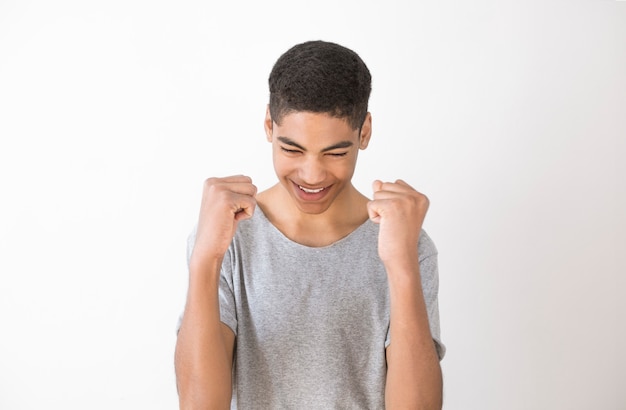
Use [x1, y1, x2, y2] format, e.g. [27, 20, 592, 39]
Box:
[274, 112, 358, 146]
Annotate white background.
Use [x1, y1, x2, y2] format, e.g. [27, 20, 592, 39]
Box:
[1, 1, 624, 409]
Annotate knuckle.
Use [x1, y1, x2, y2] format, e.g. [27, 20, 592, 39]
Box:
[205, 179, 226, 197]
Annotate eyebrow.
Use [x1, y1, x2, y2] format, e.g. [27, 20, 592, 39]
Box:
[277, 136, 354, 152]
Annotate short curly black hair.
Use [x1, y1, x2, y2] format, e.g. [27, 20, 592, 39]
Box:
[268, 40, 372, 130]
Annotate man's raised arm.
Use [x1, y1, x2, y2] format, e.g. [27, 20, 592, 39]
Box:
[368, 179, 443, 409]
[175, 176, 257, 409]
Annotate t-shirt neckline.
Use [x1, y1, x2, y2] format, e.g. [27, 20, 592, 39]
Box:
[253, 205, 374, 251]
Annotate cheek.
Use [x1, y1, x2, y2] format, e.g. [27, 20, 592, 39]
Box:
[341, 154, 359, 173]
[329, 158, 357, 180]
[271, 150, 292, 176]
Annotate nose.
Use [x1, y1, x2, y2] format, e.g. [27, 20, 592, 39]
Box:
[299, 156, 326, 186]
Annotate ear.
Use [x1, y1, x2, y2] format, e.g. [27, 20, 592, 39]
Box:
[358, 112, 372, 150]
[264, 105, 273, 142]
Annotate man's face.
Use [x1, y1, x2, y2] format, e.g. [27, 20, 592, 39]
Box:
[264, 109, 371, 215]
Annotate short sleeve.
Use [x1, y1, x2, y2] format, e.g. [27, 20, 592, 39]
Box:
[217, 246, 238, 336]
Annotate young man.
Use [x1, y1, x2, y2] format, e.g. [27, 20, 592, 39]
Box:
[175, 40, 445, 409]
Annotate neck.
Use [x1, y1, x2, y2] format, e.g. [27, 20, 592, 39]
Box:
[256, 183, 370, 247]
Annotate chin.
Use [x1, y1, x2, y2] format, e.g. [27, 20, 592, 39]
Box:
[293, 202, 332, 215]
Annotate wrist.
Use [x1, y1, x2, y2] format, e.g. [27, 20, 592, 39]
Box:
[382, 251, 419, 275]
[189, 254, 224, 281]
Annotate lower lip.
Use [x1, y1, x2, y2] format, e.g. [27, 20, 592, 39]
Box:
[293, 182, 331, 202]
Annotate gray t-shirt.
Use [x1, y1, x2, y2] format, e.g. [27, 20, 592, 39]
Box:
[184, 207, 445, 409]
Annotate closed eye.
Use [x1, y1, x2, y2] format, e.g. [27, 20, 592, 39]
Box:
[326, 152, 348, 157]
[280, 147, 302, 154]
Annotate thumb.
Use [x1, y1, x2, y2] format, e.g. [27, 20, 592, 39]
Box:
[372, 179, 383, 193]
[234, 201, 256, 222]
[367, 200, 382, 224]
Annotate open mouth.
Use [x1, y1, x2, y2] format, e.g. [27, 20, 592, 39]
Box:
[298, 185, 325, 194]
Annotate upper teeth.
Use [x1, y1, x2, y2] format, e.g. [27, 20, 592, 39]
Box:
[299, 185, 325, 193]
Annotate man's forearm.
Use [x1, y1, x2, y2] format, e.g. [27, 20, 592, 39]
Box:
[385, 261, 442, 409]
[175, 258, 234, 409]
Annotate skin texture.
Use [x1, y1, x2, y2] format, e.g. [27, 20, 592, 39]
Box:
[175, 111, 442, 409]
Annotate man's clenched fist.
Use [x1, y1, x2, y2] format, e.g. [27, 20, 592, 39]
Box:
[367, 179, 429, 268]
[190, 175, 257, 267]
